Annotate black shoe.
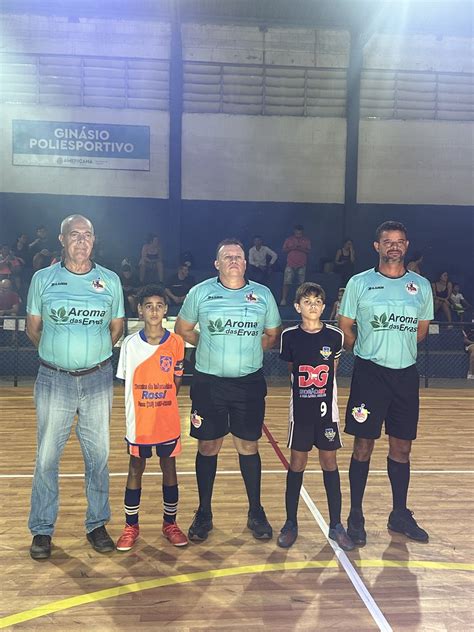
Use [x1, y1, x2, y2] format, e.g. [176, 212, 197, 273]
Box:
[30, 534, 51, 560]
[347, 509, 367, 546]
[188, 509, 213, 542]
[328, 523, 355, 551]
[388, 508, 429, 542]
[277, 520, 298, 548]
[247, 506, 273, 540]
[86, 526, 115, 553]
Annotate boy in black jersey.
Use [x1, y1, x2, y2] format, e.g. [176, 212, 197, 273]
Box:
[277, 283, 354, 550]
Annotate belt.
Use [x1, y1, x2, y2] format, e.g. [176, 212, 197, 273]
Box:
[39, 358, 110, 377]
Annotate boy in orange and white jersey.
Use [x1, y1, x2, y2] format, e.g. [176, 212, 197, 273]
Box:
[116, 284, 188, 550]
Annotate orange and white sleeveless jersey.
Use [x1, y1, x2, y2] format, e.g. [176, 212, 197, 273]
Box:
[117, 330, 184, 445]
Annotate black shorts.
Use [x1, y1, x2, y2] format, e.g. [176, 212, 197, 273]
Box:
[288, 415, 342, 452]
[189, 369, 267, 441]
[345, 357, 419, 440]
[127, 438, 181, 458]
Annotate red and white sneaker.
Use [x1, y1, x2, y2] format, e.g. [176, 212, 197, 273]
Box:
[116, 524, 139, 551]
[162, 521, 188, 547]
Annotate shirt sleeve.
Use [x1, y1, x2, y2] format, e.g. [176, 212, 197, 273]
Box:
[110, 273, 125, 319]
[26, 271, 43, 316]
[116, 338, 126, 379]
[418, 278, 435, 321]
[178, 284, 199, 324]
[338, 276, 359, 319]
[334, 329, 344, 359]
[279, 328, 293, 361]
[266, 247, 278, 265]
[264, 291, 282, 329]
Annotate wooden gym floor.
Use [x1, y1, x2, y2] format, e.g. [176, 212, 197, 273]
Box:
[0, 385, 472, 631]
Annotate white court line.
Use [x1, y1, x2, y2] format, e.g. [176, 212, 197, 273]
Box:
[299, 483, 392, 632]
[0, 469, 472, 479]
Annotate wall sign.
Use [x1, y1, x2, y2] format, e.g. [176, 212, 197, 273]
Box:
[12, 120, 150, 171]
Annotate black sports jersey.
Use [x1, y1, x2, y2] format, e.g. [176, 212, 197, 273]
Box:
[280, 323, 343, 425]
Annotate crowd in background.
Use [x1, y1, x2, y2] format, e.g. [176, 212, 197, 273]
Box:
[0, 223, 472, 324]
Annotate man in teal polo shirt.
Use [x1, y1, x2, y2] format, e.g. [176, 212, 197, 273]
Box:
[26, 214, 124, 559]
[175, 238, 281, 542]
[338, 221, 433, 546]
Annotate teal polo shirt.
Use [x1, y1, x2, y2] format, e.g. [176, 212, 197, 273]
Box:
[27, 262, 124, 371]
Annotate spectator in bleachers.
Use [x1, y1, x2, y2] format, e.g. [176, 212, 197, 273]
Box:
[432, 271, 453, 324]
[0, 278, 21, 316]
[462, 324, 474, 379]
[280, 225, 311, 306]
[139, 233, 164, 284]
[119, 263, 141, 317]
[450, 283, 471, 321]
[0, 244, 24, 287]
[165, 260, 195, 307]
[407, 251, 424, 276]
[248, 235, 278, 284]
[29, 226, 55, 271]
[334, 238, 356, 287]
[12, 233, 30, 265]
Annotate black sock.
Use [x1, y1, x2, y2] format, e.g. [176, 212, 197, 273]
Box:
[323, 469, 342, 529]
[285, 469, 304, 525]
[124, 487, 141, 526]
[196, 452, 217, 515]
[387, 457, 410, 511]
[239, 453, 262, 513]
[163, 484, 178, 524]
[349, 456, 370, 512]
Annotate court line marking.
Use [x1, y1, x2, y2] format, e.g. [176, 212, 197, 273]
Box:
[262, 424, 392, 632]
[0, 559, 472, 629]
[1, 469, 472, 479]
[0, 394, 472, 401]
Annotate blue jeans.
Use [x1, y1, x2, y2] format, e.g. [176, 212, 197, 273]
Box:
[29, 362, 113, 536]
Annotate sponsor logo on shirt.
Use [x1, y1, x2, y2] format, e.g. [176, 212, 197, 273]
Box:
[51, 282, 67, 287]
[160, 355, 173, 372]
[92, 277, 106, 291]
[368, 286, 384, 290]
[405, 281, 418, 295]
[370, 312, 418, 332]
[245, 291, 258, 302]
[352, 403, 370, 423]
[49, 305, 107, 325]
[320, 346, 332, 359]
[206, 295, 223, 300]
[207, 318, 259, 336]
[298, 364, 329, 388]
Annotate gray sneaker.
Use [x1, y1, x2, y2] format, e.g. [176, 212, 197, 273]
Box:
[30, 534, 52, 560]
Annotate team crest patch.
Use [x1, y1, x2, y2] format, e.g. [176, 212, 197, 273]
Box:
[92, 277, 105, 291]
[352, 403, 371, 423]
[324, 428, 336, 442]
[245, 291, 258, 302]
[160, 355, 172, 372]
[320, 346, 332, 359]
[405, 281, 418, 295]
[191, 411, 203, 428]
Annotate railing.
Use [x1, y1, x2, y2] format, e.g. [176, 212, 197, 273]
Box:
[0, 317, 471, 388]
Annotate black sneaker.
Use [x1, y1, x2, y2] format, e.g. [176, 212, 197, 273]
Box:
[247, 506, 273, 540]
[328, 523, 355, 551]
[347, 509, 367, 546]
[30, 534, 52, 560]
[388, 508, 429, 542]
[86, 526, 115, 553]
[188, 509, 213, 542]
[277, 520, 298, 548]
